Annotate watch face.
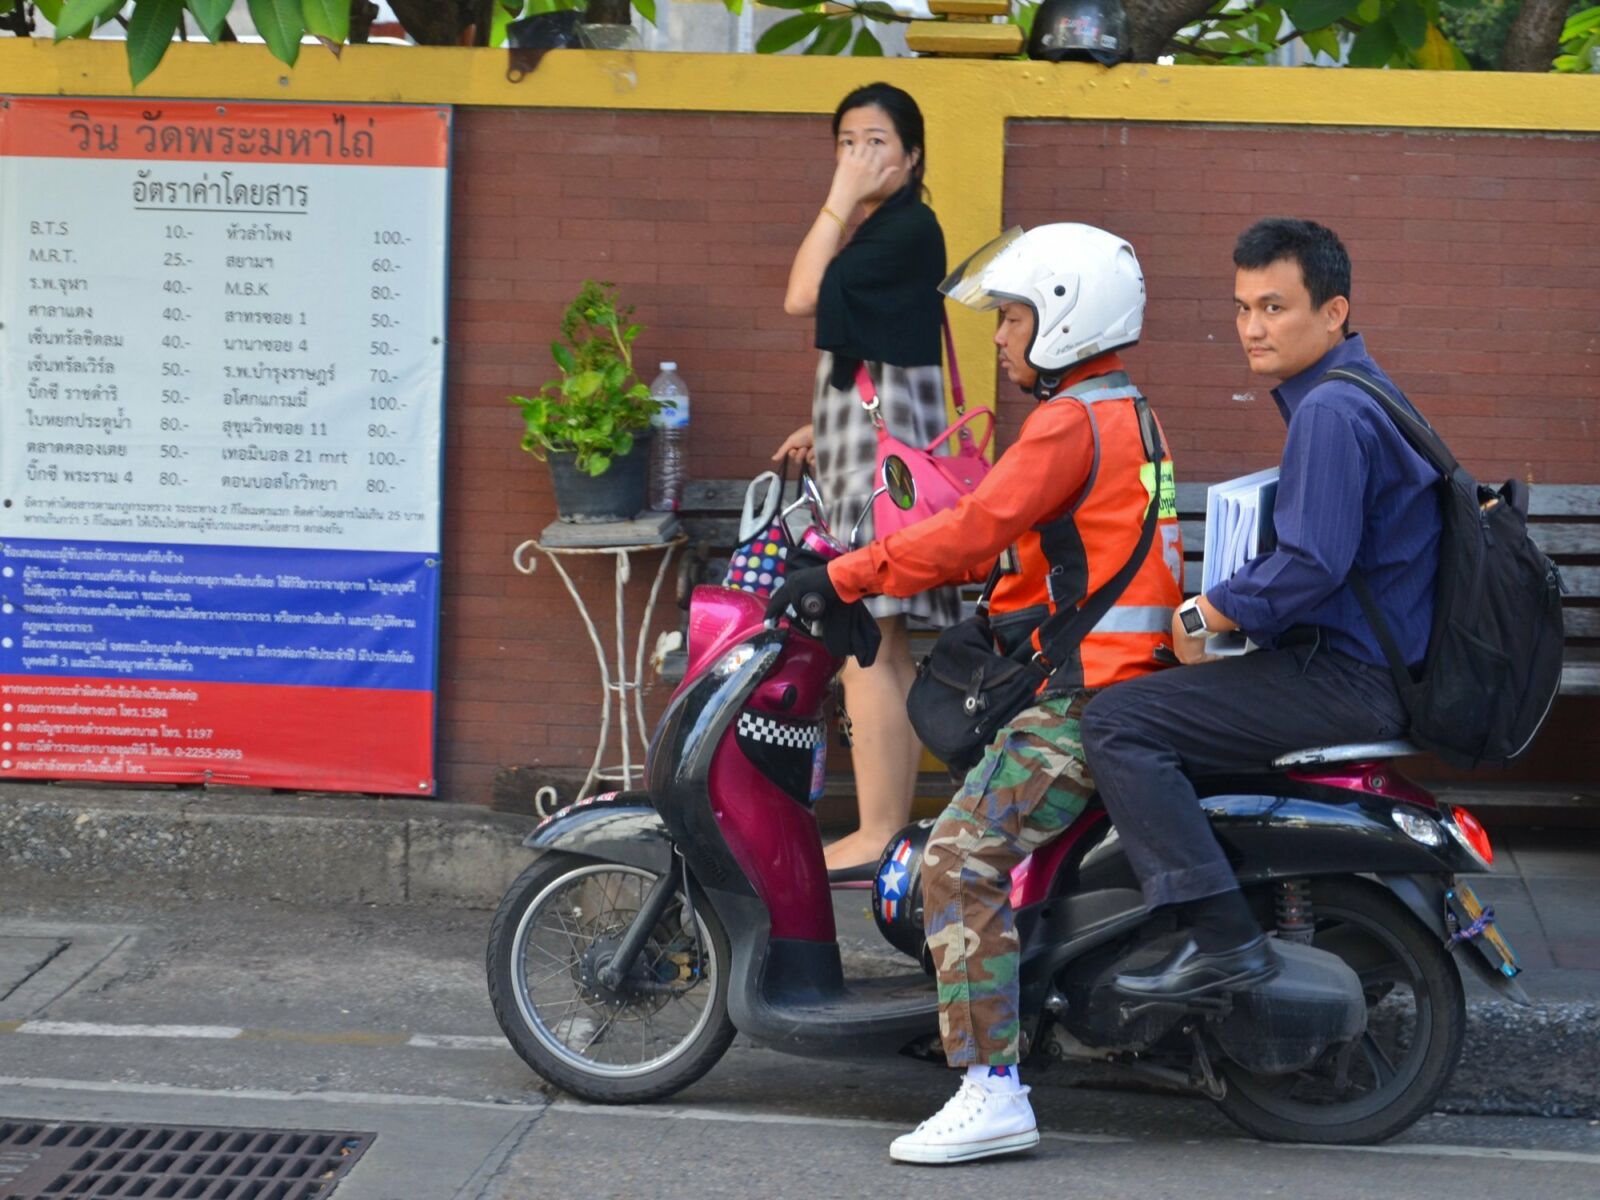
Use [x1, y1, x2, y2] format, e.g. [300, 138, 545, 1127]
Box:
[1180, 604, 1206, 636]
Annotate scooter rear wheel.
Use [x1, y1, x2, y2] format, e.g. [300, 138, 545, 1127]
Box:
[487, 852, 735, 1103]
[1215, 876, 1465, 1144]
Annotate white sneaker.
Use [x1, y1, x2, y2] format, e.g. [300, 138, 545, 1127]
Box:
[889, 1078, 1040, 1165]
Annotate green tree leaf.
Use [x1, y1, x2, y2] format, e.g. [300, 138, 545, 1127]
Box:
[185, 0, 232, 41]
[1301, 25, 1342, 58]
[851, 25, 884, 55]
[248, 0, 306, 66]
[53, 0, 124, 41]
[1284, 0, 1358, 30]
[127, 0, 183, 86]
[1391, 0, 1427, 50]
[551, 341, 576, 374]
[632, 0, 656, 25]
[804, 14, 854, 54]
[301, 0, 349, 42]
[756, 10, 824, 52]
[1348, 15, 1399, 65]
[35, 0, 66, 22]
[1564, 7, 1600, 40]
[756, 0, 819, 8]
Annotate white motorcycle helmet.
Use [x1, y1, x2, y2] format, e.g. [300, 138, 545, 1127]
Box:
[940, 223, 1145, 385]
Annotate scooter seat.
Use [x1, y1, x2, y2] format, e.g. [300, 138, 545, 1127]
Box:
[1271, 740, 1420, 769]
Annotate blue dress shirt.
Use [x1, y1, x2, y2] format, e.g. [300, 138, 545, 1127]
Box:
[1207, 334, 1441, 669]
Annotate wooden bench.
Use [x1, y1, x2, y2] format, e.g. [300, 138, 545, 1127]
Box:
[672, 478, 1599, 696]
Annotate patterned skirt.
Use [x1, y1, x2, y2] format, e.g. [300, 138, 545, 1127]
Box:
[811, 352, 961, 628]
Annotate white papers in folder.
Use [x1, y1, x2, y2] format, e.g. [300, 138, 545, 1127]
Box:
[1200, 468, 1280, 655]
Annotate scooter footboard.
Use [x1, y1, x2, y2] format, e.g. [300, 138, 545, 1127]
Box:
[524, 790, 673, 875]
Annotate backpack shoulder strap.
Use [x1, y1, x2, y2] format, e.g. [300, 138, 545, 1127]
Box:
[1324, 365, 1433, 687]
[1322, 365, 1460, 480]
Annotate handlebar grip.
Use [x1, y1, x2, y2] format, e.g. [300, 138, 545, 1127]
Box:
[797, 592, 828, 620]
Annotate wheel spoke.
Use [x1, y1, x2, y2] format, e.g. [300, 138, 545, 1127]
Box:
[1360, 1031, 1399, 1088]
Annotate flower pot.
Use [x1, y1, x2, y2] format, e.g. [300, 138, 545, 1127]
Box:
[547, 430, 652, 523]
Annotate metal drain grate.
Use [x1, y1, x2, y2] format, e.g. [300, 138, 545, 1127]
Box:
[0, 1119, 375, 1199]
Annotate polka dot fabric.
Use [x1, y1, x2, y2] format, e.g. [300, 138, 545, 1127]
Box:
[729, 520, 790, 599]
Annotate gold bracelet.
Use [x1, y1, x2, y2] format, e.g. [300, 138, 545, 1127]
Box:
[820, 205, 848, 232]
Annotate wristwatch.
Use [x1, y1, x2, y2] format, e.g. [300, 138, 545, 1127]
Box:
[1177, 596, 1213, 638]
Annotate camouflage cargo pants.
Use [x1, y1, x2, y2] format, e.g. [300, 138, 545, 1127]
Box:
[922, 692, 1096, 1067]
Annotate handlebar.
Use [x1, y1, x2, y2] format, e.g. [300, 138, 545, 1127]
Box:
[797, 591, 829, 620]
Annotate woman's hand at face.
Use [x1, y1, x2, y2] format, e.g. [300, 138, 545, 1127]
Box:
[827, 141, 902, 215]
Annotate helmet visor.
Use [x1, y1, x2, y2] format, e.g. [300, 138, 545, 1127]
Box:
[938, 226, 1026, 311]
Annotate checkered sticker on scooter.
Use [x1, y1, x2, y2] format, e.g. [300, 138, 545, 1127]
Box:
[734, 711, 824, 805]
[736, 712, 823, 750]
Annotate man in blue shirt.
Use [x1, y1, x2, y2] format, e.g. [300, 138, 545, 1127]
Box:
[1080, 218, 1441, 999]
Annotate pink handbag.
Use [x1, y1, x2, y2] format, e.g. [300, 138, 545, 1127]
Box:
[855, 313, 994, 540]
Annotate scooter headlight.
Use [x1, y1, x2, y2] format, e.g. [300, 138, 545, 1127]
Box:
[1391, 807, 1445, 849]
[712, 644, 758, 678]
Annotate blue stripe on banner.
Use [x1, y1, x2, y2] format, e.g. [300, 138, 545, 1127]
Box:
[1, 537, 437, 691]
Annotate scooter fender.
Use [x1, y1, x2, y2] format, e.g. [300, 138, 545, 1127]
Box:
[522, 790, 673, 875]
[1379, 872, 1532, 1007]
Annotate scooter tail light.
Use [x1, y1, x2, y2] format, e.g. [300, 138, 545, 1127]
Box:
[1446, 803, 1494, 869]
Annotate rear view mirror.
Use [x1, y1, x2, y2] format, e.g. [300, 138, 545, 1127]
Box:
[882, 455, 917, 512]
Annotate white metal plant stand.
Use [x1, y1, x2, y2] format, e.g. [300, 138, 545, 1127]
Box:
[513, 532, 685, 809]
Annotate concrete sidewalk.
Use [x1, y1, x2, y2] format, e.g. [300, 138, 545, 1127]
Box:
[2, 780, 1597, 1116]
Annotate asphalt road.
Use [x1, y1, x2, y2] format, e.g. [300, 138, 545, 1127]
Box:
[2, 893, 1597, 1200]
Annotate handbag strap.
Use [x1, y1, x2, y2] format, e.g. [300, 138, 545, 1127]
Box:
[942, 310, 965, 414]
[854, 308, 976, 430]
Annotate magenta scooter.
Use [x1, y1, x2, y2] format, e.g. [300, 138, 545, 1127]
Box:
[487, 474, 1525, 1144]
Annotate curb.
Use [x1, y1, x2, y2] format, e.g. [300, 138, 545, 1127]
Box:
[0, 783, 535, 910]
[3, 783, 1595, 1119]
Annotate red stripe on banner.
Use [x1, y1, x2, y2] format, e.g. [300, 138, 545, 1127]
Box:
[0, 98, 449, 167]
[0, 675, 434, 795]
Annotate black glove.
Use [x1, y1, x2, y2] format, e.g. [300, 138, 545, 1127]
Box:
[765, 565, 882, 667]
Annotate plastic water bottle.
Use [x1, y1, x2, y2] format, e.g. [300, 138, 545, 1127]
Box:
[648, 362, 689, 512]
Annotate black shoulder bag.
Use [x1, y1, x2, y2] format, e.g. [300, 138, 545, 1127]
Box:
[905, 394, 1165, 776]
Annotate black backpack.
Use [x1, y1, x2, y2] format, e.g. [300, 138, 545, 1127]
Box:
[1327, 367, 1565, 770]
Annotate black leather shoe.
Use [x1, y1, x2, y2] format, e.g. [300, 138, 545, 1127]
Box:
[1113, 934, 1278, 999]
[826, 861, 878, 885]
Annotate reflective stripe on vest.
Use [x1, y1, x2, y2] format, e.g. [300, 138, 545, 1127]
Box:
[1091, 605, 1176, 635]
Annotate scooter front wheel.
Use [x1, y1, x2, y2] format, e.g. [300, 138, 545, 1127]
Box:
[487, 852, 735, 1104]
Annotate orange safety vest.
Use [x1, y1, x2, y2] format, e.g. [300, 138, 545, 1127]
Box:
[989, 371, 1182, 692]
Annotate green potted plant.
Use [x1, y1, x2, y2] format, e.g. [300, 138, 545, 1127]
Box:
[511, 280, 661, 522]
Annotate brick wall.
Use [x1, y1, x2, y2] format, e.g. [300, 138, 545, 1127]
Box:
[1003, 122, 1599, 482]
[442, 108, 833, 802]
[440, 110, 1599, 805]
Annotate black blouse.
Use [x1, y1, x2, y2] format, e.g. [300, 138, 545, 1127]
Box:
[814, 186, 947, 392]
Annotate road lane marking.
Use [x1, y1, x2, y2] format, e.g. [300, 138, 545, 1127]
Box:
[20, 1021, 243, 1039]
[1265, 1141, 1600, 1166]
[405, 1034, 509, 1050]
[1, 1020, 507, 1050]
[546, 1101, 1129, 1145]
[0, 1075, 543, 1113]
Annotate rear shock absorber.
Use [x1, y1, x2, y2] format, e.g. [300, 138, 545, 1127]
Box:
[1275, 879, 1315, 945]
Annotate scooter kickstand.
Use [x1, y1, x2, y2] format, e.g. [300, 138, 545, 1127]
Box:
[1184, 1023, 1227, 1101]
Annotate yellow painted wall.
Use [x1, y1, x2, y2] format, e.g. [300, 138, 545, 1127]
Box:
[4, 39, 1595, 417]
